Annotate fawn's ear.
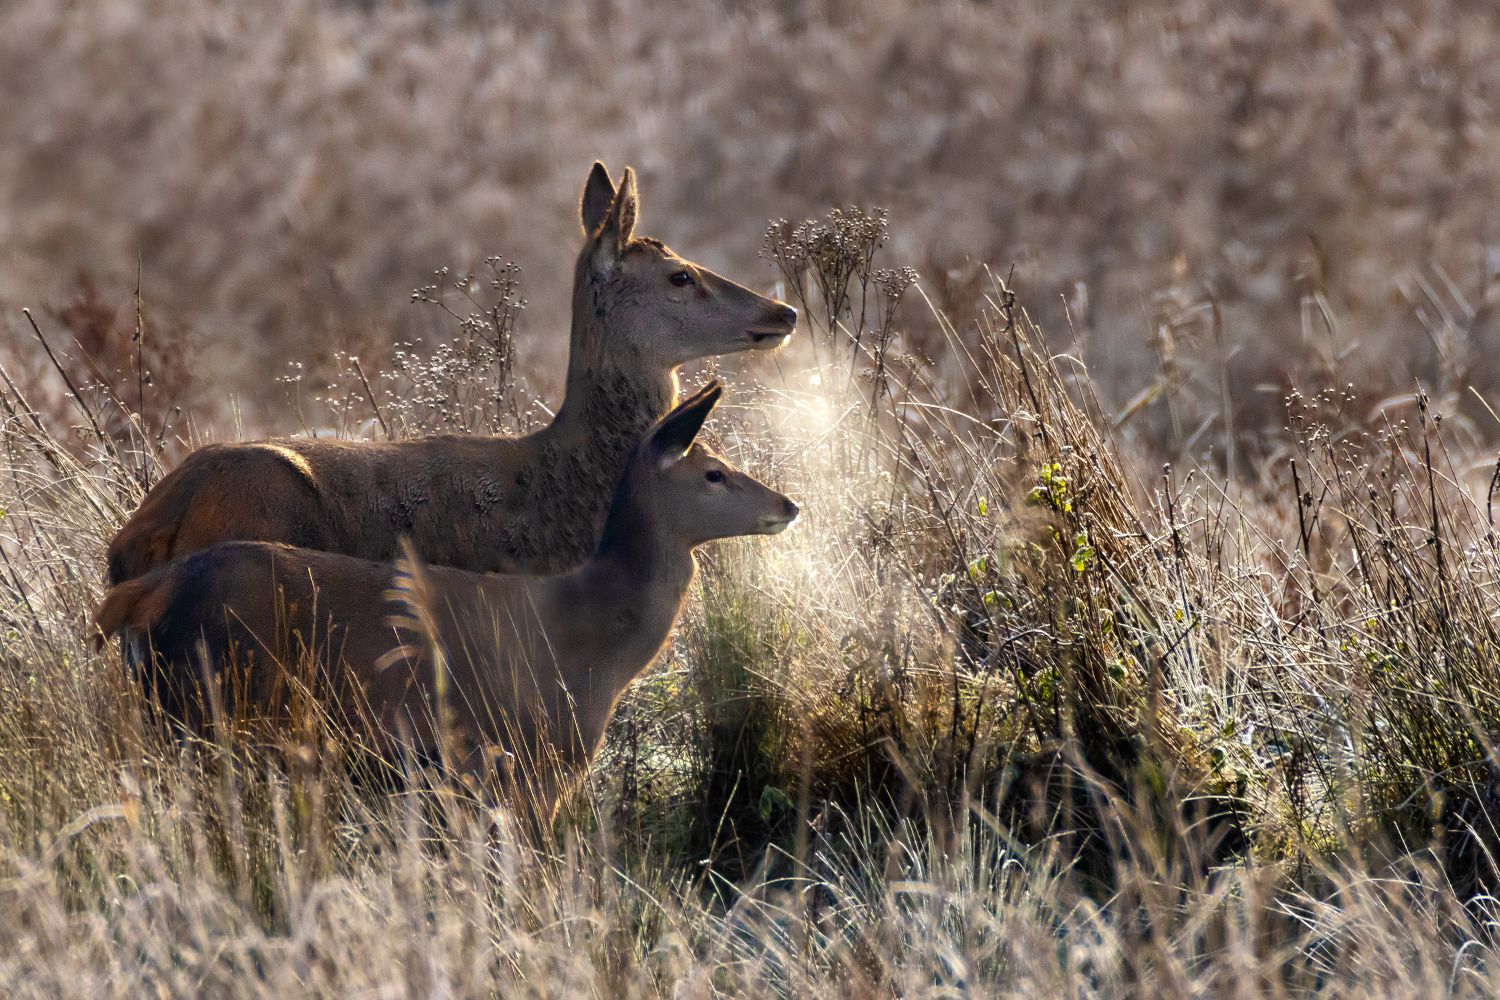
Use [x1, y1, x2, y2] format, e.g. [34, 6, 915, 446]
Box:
[592, 167, 638, 274]
[649, 381, 722, 466]
[580, 161, 616, 236]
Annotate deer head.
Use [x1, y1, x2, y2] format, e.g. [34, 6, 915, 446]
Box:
[577, 163, 797, 371]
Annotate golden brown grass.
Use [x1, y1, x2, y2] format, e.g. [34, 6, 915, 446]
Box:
[7, 221, 1500, 991]
[7, 1, 1500, 994]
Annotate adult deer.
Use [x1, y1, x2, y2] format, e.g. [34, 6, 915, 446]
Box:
[106, 164, 796, 582]
[95, 383, 798, 824]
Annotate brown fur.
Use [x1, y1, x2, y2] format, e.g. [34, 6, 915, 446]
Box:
[95, 384, 800, 823]
[106, 163, 796, 584]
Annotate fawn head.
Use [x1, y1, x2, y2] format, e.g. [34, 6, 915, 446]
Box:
[578, 163, 797, 368]
[612, 382, 798, 550]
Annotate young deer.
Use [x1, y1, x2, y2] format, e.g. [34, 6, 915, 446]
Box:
[95, 383, 798, 823]
[106, 163, 796, 583]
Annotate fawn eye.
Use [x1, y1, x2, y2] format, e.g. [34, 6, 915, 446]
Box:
[705, 469, 725, 484]
[670, 270, 695, 287]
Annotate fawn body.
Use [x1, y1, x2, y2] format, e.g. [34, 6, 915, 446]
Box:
[106, 164, 795, 583]
[95, 384, 797, 822]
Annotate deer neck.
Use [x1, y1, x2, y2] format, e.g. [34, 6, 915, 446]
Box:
[548, 354, 676, 456]
[547, 280, 678, 462]
[490, 292, 678, 573]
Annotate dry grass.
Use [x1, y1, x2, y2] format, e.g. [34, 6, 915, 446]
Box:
[7, 0, 1500, 994]
[6, 206, 1500, 992]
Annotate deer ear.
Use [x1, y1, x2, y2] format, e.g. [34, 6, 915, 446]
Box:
[649, 381, 722, 464]
[610, 167, 638, 244]
[580, 161, 615, 236]
[591, 167, 639, 275]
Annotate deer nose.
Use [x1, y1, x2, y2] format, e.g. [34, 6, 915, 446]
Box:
[773, 304, 798, 329]
[783, 498, 800, 521]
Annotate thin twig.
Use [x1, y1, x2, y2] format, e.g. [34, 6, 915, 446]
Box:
[24, 309, 108, 444]
[352, 358, 392, 440]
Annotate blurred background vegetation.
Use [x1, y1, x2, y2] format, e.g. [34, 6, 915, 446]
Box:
[7, 0, 1500, 444]
[7, 1, 1500, 995]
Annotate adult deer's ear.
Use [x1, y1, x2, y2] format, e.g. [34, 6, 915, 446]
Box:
[592, 167, 638, 274]
[579, 161, 615, 237]
[609, 167, 638, 243]
[649, 381, 722, 466]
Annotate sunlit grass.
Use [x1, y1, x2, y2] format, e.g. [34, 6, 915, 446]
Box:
[6, 206, 1500, 993]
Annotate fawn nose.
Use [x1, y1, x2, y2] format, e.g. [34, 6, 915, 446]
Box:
[773, 304, 798, 329]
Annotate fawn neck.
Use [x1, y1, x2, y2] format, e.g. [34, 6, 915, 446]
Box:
[592, 486, 697, 588]
[564, 492, 698, 682]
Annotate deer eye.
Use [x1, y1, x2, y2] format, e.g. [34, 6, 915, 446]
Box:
[670, 270, 695, 287]
[705, 469, 725, 484]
